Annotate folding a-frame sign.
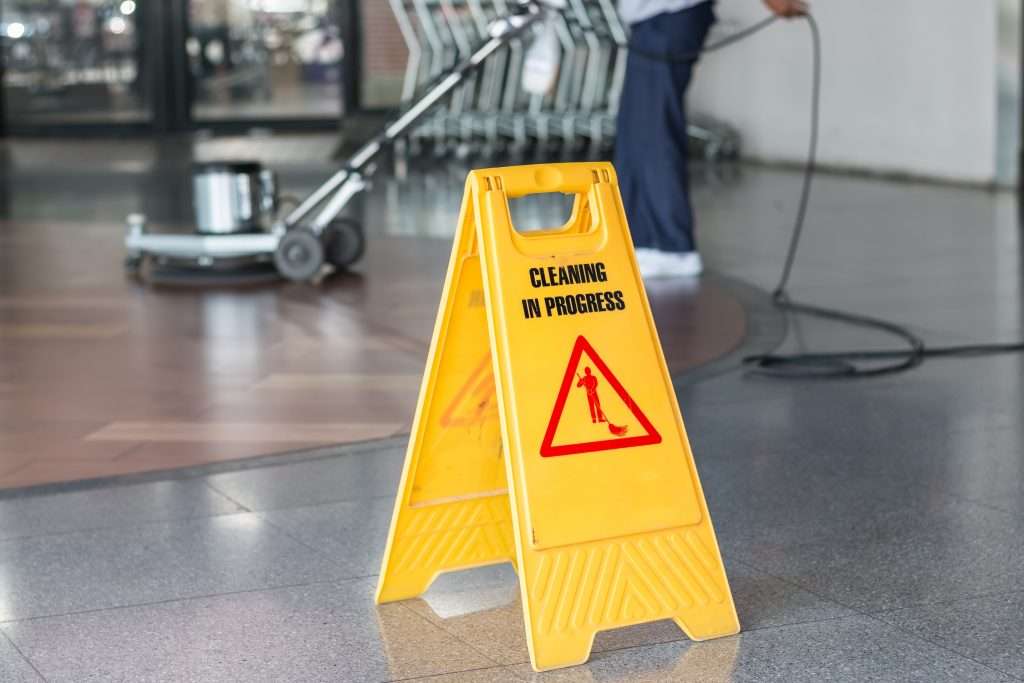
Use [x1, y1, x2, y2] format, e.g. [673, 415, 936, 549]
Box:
[376, 163, 738, 671]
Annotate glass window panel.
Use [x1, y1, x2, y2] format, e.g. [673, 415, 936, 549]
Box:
[1, 0, 152, 126]
[188, 0, 343, 121]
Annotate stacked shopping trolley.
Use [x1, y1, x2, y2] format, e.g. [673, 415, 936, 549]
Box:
[387, 0, 627, 157]
[385, 0, 739, 160]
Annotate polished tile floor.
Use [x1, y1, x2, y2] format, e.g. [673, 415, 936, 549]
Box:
[0, 140, 747, 488]
[1, 141, 1024, 680]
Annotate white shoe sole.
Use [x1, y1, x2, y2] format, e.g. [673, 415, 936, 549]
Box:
[637, 250, 703, 279]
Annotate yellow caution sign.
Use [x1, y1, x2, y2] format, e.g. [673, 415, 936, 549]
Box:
[376, 162, 738, 671]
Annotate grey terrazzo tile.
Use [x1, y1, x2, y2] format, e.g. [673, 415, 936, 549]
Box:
[204, 447, 404, 511]
[710, 468, 1024, 554]
[0, 479, 242, 541]
[508, 616, 1016, 682]
[391, 666, 528, 682]
[2, 164, 1023, 682]
[1, 578, 495, 683]
[0, 634, 42, 682]
[258, 496, 395, 578]
[732, 510, 1024, 612]
[875, 590, 1024, 679]
[0, 512, 346, 621]
[726, 561, 855, 630]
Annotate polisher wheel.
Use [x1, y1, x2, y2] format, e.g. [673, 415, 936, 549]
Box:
[324, 219, 366, 269]
[274, 228, 325, 282]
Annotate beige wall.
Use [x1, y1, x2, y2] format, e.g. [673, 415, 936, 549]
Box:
[690, 0, 1005, 184]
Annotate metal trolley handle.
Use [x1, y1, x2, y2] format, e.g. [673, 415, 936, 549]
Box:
[279, 0, 553, 236]
[126, 1, 562, 282]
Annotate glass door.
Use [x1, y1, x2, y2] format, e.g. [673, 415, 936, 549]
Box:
[1, 0, 154, 130]
[185, 0, 345, 125]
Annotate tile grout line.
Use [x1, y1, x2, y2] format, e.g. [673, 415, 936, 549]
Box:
[0, 626, 49, 682]
[392, 600, 515, 671]
[730, 558, 1024, 681]
[0, 573, 378, 626]
[202, 481, 253, 513]
[200, 452, 397, 572]
[860, 612, 1024, 682]
[723, 502, 1021, 561]
[856, 462, 1024, 519]
[0, 473, 387, 546]
[730, 556, 862, 612]
[733, 554, 1024, 619]
[381, 662, 526, 683]
[211, 491, 398, 516]
[727, 611, 855, 635]
[935, 488, 1024, 518]
[866, 586, 1024, 617]
[0, 436, 409, 501]
[252, 511, 367, 577]
[0, 507, 258, 545]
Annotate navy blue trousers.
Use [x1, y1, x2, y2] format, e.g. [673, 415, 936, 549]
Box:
[614, 1, 715, 253]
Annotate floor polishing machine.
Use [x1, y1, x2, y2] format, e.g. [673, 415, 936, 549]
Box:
[123, 1, 552, 283]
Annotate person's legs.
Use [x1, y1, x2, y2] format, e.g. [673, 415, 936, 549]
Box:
[614, 2, 715, 259]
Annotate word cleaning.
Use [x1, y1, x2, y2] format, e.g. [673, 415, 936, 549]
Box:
[521, 261, 626, 319]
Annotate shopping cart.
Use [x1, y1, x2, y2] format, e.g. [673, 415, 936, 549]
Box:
[387, 0, 738, 160]
[389, 0, 628, 157]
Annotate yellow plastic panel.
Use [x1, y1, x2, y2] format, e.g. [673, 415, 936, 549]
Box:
[375, 200, 515, 604]
[476, 181, 701, 550]
[377, 163, 738, 671]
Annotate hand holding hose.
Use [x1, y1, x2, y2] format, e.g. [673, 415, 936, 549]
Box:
[763, 0, 808, 18]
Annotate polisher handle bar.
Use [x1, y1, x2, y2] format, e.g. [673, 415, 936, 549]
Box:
[278, 0, 776, 235]
[276, 0, 549, 235]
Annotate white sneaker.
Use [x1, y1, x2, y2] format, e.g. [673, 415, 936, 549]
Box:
[635, 249, 703, 279]
[635, 248, 664, 279]
[658, 250, 703, 278]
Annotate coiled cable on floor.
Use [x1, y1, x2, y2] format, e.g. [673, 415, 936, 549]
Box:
[740, 15, 933, 376]
[736, 14, 1024, 378]
[603, 9, 1024, 377]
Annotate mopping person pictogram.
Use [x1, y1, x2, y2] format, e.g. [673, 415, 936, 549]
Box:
[576, 367, 628, 436]
[541, 335, 662, 457]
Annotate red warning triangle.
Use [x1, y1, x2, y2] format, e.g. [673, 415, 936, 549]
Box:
[540, 335, 661, 457]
